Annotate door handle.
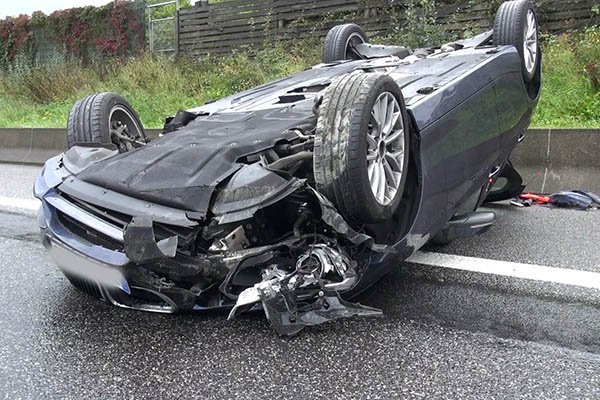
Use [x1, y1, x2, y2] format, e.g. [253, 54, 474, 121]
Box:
[489, 165, 502, 178]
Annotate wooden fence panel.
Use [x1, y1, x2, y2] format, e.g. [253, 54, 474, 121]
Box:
[179, 0, 276, 55]
[178, 0, 600, 57]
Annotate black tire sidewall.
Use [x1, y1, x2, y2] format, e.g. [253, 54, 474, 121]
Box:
[517, 2, 538, 82]
[322, 24, 368, 63]
[100, 94, 145, 144]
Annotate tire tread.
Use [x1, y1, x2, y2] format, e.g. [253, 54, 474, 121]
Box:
[493, 0, 538, 82]
[66, 92, 145, 150]
[315, 72, 410, 224]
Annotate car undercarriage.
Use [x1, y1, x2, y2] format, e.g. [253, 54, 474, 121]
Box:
[35, 0, 542, 335]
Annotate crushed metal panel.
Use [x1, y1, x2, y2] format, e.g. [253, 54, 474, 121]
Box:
[262, 292, 383, 336]
[58, 177, 199, 226]
[211, 163, 305, 224]
[228, 243, 383, 335]
[309, 187, 393, 253]
[123, 217, 178, 263]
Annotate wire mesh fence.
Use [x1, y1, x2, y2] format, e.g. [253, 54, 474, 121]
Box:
[148, 1, 180, 55]
[150, 16, 177, 54]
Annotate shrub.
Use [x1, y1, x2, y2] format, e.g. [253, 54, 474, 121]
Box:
[531, 27, 600, 127]
[406, 0, 448, 47]
[0, 19, 598, 128]
[574, 26, 600, 91]
[0, 15, 32, 69]
[388, 0, 455, 48]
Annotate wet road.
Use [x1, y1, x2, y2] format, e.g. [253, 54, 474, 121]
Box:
[1, 164, 600, 399]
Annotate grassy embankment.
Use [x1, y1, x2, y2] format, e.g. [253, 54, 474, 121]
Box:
[0, 28, 598, 129]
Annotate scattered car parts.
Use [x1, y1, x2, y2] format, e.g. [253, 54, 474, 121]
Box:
[512, 191, 600, 209]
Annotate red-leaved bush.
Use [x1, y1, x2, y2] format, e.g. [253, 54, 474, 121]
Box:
[0, 15, 31, 62]
[0, 1, 144, 67]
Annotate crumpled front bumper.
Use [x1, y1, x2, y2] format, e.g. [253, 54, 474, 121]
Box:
[34, 152, 399, 335]
[38, 197, 186, 313]
[34, 155, 210, 313]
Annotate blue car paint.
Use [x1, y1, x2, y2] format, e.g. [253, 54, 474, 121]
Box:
[35, 37, 541, 312]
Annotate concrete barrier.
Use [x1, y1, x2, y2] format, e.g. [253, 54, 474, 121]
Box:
[0, 128, 161, 165]
[0, 127, 598, 193]
[510, 129, 600, 194]
[0, 128, 67, 166]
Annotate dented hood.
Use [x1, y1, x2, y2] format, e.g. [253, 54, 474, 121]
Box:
[74, 49, 488, 215]
[74, 61, 368, 215]
[76, 105, 316, 215]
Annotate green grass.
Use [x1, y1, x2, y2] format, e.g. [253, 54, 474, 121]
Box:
[531, 27, 600, 128]
[0, 29, 598, 129]
[0, 42, 321, 129]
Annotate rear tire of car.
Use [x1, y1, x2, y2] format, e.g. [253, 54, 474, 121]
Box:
[493, 0, 539, 83]
[67, 92, 147, 152]
[322, 24, 368, 63]
[314, 72, 410, 225]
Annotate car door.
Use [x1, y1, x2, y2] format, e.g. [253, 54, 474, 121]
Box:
[435, 80, 502, 217]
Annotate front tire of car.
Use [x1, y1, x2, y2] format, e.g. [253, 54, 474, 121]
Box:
[67, 92, 147, 153]
[314, 72, 410, 225]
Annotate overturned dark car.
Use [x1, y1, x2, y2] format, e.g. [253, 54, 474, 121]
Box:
[34, 1, 541, 335]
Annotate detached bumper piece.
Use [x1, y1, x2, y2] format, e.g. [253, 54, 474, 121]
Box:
[262, 292, 382, 337]
[124, 217, 178, 262]
[227, 244, 382, 336]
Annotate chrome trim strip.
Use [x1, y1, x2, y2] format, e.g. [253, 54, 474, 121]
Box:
[45, 194, 124, 242]
[102, 286, 178, 314]
[489, 165, 502, 178]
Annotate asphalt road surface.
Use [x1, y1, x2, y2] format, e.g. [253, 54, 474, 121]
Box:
[1, 164, 599, 399]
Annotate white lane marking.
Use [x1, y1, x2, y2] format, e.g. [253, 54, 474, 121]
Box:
[2, 193, 598, 290]
[0, 196, 40, 213]
[407, 251, 600, 290]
